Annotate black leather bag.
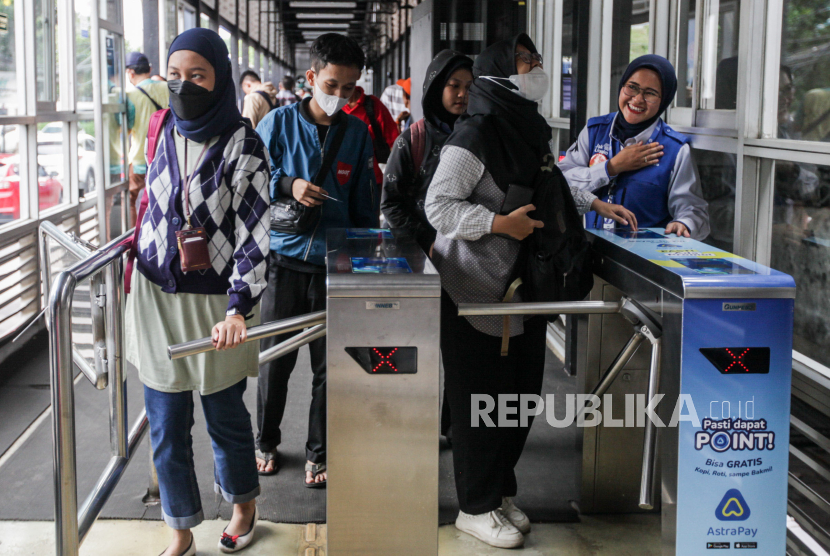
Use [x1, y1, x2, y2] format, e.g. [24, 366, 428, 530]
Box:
[270, 119, 348, 234]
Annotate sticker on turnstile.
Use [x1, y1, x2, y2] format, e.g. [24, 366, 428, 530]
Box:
[346, 229, 394, 239]
[345, 347, 417, 374]
[610, 229, 665, 239]
[674, 258, 757, 275]
[350, 257, 413, 274]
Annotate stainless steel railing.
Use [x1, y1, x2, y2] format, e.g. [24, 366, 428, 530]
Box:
[40, 222, 147, 556]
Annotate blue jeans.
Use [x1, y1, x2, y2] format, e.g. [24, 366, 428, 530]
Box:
[144, 379, 260, 529]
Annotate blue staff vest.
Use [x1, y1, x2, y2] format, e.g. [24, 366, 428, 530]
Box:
[582, 113, 690, 230]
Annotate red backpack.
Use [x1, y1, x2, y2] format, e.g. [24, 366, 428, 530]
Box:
[123, 108, 169, 293]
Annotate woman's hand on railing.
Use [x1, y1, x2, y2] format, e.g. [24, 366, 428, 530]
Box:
[212, 314, 247, 351]
[492, 204, 544, 241]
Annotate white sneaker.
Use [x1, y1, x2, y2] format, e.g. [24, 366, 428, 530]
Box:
[501, 497, 531, 534]
[455, 508, 524, 549]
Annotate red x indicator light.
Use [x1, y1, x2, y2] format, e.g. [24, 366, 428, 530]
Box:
[345, 347, 418, 375]
[699, 347, 770, 374]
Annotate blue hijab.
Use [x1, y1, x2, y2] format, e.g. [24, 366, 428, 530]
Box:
[614, 54, 678, 141]
[167, 28, 240, 142]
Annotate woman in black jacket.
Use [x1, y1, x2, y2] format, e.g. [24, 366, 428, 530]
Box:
[381, 50, 474, 254]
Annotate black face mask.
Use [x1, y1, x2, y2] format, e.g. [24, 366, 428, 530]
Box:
[167, 79, 214, 121]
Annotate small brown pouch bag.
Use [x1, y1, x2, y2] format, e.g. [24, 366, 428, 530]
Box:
[175, 140, 212, 272]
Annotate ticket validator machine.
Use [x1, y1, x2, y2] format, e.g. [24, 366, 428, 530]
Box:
[325, 229, 441, 556]
[461, 228, 795, 555]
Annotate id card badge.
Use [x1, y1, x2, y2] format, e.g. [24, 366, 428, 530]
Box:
[602, 191, 616, 230]
[175, 227, 212, 272]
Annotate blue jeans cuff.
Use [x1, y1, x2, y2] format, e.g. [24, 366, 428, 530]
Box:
[214, 483, 260, 504]
[161, 507, 204, 530]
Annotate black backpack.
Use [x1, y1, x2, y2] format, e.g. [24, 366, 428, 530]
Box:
[520, 153, 594, 303]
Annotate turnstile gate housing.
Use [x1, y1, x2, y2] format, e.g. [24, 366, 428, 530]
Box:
[326, 229, 441, 556]
[577, 229, 794, 555]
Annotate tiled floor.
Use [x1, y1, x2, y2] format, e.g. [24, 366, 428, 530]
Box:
[0, 514, 661, 555]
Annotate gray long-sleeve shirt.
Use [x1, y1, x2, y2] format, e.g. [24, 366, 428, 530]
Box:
[558, 116, 710, 240]
[425, 144, 596, 337]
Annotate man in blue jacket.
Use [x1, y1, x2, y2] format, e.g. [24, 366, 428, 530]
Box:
[255, 33, 378, 485]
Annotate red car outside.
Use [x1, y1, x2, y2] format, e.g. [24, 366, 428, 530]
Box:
[0, 155, 63, 223]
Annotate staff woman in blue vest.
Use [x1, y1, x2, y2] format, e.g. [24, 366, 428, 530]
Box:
[559, 55, 709, 239]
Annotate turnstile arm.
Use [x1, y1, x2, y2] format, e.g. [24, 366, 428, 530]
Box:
[457, 300, 623, 316]
[639, 334, 662, 510]
[576, 330, 646, 421]
[167, 310, 326, 360]
[259, 324, 327, 366]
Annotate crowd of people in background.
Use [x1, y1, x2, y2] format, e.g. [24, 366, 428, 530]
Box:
[121, 26, 709, 555]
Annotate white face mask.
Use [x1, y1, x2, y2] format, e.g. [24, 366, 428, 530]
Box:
[508, 66, 550, 101]
[313, 80, 348, 116]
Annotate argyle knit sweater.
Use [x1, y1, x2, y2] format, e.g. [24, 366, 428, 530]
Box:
[136, 117, 271, 316]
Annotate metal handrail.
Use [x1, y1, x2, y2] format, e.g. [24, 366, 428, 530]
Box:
[40, 221, 117, 390]
[43, 223, 147, 556]
[168, 310, 327, 360]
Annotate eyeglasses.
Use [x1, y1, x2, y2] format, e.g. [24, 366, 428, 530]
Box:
[515, 51, 543, 66]
[622, 82, 661, 105]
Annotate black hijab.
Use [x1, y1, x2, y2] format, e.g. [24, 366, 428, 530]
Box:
[422, 50, 473, 130]
[445, 33, 552, 191]
[167, 28, 241, 142]
[614, 54, 677, 142]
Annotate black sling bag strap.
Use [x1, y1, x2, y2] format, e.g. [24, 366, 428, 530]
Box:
[255, 90, 276, 110]
[135, 86, 163, 111]
[363, 96, 391, 164]
[270, 116, 349, 234]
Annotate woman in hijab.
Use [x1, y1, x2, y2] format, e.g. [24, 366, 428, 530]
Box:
[425, 34, 634, 549]
[559, 54, 709, 239]
[125, 28, 271, 556]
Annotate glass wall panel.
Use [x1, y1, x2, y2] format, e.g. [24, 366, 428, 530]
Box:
[101, 31, 125, 188]
[78, 120, 96, 200]
[37, 122, 67, 212]
[0, 0, 19, 116]
[219, 26, 232, 57]
[777, 0, 830, 142]
[35, 0, 57, 102]
[695, 147, 736, 253]
[609, 0, 651, 112]
[200, 13, 210, 29]
[0, 125, 24, 224]
[700, 0, 740, 110]
[675, 0, 696, 108]
[99, 0, 121, 24]
[769, 158, 830, 368]
[76, 0, 94, 110]
[560, 0, 573, 118]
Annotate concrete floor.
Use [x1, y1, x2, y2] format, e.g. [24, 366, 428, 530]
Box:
[0, 515, 661, 555]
